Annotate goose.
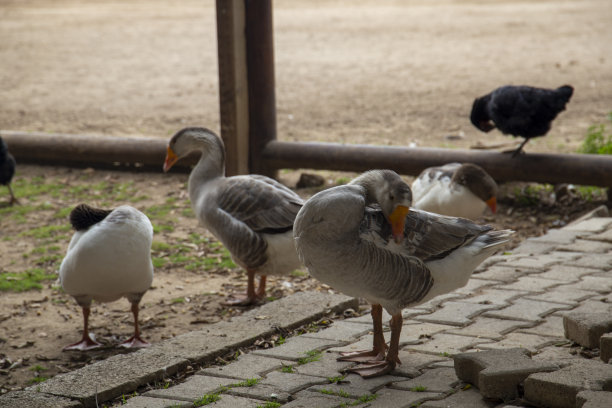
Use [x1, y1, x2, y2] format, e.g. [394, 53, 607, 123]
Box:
[412, 162, 497, 220]
[59, 204, 154, 351]
[163, 127, 304, 306]
[294, 170, 513, 377]
[0, 136, 17, 205]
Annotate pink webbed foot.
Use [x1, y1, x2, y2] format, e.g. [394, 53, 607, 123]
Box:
[222, 293, 262, 307]
[347, 360, 395, 378]
[119, 335, 150, 349]
[63, 333, 102, 351]
[337, 349, 386, 363]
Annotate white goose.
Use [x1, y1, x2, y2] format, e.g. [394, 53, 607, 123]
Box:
[412, 162, 497, 220]
[163, 127, 303, 306]
[59, 204, 153, 351]
[294, 170, 512, 377]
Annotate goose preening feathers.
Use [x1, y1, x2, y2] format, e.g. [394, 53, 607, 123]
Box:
[59, 204, 154, 351]
[470, 85, 574, 157]
[0, 136, 17, 205]
[163, 127, 304, 306]
[294, 170, 513, 377]
[412, 162, 497, 220]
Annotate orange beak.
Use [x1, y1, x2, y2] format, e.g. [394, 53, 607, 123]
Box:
[163, 146, 178, 173]
[388, 205, 410, 244]
[486, 196, 497, 214]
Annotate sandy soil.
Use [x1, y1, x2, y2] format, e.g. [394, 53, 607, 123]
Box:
[1, 0, 611, 395]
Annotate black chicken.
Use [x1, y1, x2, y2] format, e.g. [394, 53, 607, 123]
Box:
[0, 136, 17, 205]
[470, 85, 574, 157]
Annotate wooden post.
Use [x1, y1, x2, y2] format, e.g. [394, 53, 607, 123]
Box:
[245, 0, 277, 177]
[216, 0, 250, 176]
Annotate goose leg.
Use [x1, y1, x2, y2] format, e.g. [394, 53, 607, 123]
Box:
[347, 313, 403, 378]
[223, 269, 261, 306]
[255, 275, 267, 298]
[119, 302, 150, 348]
[338, 304, 387, 362]
[63, 307, 102, 351]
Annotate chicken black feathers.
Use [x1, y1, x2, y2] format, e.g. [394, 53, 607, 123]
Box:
[0, 136, 17, 205]
[470, 85, 574, 157]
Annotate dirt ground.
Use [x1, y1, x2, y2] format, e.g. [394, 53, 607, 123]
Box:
[1, 0, 611, 395]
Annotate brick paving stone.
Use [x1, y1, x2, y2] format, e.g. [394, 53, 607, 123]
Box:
[560, 299, 612, 315]
[475, 254, 527, 272]
[283, 390, 352, 408]
[537, 265, 600, 281]
[420, 387, 496, 408]
[501, 276, 560, 292]
[116, 396, 192, 408]
[518, 315, 566, 338]
[224, 383, 291, 403]
[198, 353, 293, 380]
[393, 367, 459, 392]
[406, 333, 492, 356]
[478, 332, 561, 353]
[485, 298, 571, 322]
[395, 350, 452, 371]
[416, 301, 500, 327]
[568, 277, 612, 294]
[563, 312, 612, 348]
[0, 391, 82, 408]
[526, 229, 581, 245]
[310, 373, 406, 397]
[411, 293, 467, 312]
[564, 217, 612, 232]
[368, 387, 441, 407]
[567, 254, 612, 271]
[259, 371, 328, 393]
[471, 265, 521, 283]
[453, 348, 558, 401]
[301, 321, 371, 342]
[600, 333, 612, 363]
[344, 309, 393, 325]
[453, 278, 499, 295]
[458, 289, 526, 306]
[511, 240, 556, 255]
[144, 375, 236, 401]
[525, 285, 595, 305]
[557, 239, 612, 253]
[531, 345, 582, 365]
[292, 350, 355, 378]
[524, 359, 612, 408]
[503, 252, 580, 270]
[585, 228, 612, 243]
[251, 336, 345, 361]
[448, 317, 533, 340]
[576, 390, 612, 408]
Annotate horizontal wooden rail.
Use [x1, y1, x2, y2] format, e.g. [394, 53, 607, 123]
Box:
[2, 131, 612, 189]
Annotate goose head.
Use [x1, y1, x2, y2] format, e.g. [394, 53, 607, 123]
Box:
[452, 163, 498, 213]
[350, 170, 412, 243]
[163, 127, 225, 173]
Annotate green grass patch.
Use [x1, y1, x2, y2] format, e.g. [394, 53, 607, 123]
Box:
[281, 365, 294, 373]
[20, 224, 71, 239]
[194, 393, 221, 406]
[411, 385, 427, 392]
[229, 378, 260, 388]
[0, 268, 57, 292]
[578, 112, 612, 155]
[298, 350, 322, 365]
[256, 403, 281, 408]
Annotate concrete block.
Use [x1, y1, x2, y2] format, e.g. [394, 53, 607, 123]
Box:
[557, 239, 612, 253]
[567, 254, 612, 271]
[301, 321, 371, 342]
[519, 315, 565, 338]
[503, 253, 573, 270]
[283, 390, 351, 408]
[538, 265, 599, 281]
[292, 350, 354, 378]
[453, 348, 558, 401]
[251, 336, 344, 361]
[502, 276, 560, 292]
[564, 217, 612, 233]
[511, 241, 556, 255]
[586, 227, 612, 243]
[449, 317, 533, 340]
[527, 229, 581, 245]
[224, 383, 291, 403]
[485, 298, 571, 322]
[0, 390, 82, 408]
[563, 312, 612, 348]
[525, 285, 595, 305]
[406, 333, 493, 356]
[458, 289, 526, 306]
[420, 387, 493, 407]
[478, 332, 562, 353]
[259, 371, 328, 393]
[570, 277, 612, 294]
[524, 359, 612, 408]
[310, 373, 405, 397]
[415, 301, 499, 327]
[30, 348, 189, 408]
[392, 367, 459, 393]
[118, 396, 191, 407]
[472, 265, 521, 283]
[198, 353, 293, 380]
[367, 387, 440, 407]
[576, 390, 612, 408]
[144, 375, 236, 401]
[600, 333, 612, 363]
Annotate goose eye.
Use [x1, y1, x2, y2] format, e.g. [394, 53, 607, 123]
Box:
[389, 193, 395, 201]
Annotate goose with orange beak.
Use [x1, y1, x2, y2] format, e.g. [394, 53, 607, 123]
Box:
[294, 169, 512, 378]
[412, 162, 498, 220]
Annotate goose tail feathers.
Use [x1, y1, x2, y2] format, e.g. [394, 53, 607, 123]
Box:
[479, 229, 514, 249]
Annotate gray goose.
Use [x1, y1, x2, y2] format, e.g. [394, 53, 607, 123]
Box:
[294, 170, 512, 377]
[163, 127, 303, 306]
